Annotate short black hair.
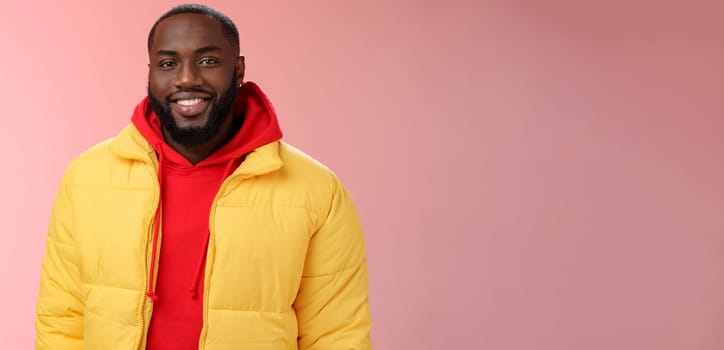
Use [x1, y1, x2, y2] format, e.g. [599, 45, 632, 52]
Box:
[147, 3, 240, 55]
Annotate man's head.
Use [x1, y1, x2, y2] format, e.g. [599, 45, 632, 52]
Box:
[147, 4, 244, 148]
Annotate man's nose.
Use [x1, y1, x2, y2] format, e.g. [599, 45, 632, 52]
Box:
[174, 64, 202, 88]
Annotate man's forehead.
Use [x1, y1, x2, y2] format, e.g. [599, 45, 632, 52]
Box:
[152, 13, 226, 50]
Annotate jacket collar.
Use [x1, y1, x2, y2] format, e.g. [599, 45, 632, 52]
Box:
[109, 124, 283, 178]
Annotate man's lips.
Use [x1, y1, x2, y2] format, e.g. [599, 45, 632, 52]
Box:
[167, 92, 213, 118]
[170, 91, 212, 102]
[170, 98, 211, 117]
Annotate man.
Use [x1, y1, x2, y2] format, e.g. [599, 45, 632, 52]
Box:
[35, 4, 372, 349]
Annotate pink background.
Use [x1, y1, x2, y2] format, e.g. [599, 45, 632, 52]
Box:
[2, 0, 723, 349]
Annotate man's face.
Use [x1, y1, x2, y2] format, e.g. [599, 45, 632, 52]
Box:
[148, 13, 242, 147]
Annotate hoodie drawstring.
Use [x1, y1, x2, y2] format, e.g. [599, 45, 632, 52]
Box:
[147, 145, 165, 302]
[189, 233, 210, 300]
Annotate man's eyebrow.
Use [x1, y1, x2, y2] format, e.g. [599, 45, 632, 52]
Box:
[195, 45, 222, 54]
[156, 49, 177, 57]
[155, 45, 223, 57]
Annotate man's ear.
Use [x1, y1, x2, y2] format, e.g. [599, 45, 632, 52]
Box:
[236, 56, 245, 83]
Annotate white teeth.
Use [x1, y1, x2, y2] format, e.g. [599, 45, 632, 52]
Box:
[177, 98, 203, 106]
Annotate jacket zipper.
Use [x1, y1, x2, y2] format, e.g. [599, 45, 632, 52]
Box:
[197, 174, 240, 350]
[136, 161, 161, 350]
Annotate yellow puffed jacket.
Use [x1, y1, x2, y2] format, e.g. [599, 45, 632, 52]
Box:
[35, 122, 372, 349]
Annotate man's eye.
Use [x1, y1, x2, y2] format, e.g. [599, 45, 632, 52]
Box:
[200, 58, 218, 65]
[159, 61, 176, 68]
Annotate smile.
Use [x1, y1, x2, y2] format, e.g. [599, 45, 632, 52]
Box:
[171, 98, 211, 117]
[176, 98, 205, 106]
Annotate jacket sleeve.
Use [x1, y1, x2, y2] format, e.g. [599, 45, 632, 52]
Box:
[35, 166, 83, 349]
[295, 178, 372, 349]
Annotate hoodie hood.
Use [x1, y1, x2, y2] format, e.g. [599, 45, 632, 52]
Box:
[131, 81, 283, 168]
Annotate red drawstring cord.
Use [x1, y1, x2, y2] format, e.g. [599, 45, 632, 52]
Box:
[189, 232, 210, 299]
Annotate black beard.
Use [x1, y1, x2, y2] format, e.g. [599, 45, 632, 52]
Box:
[148, 77, 238, 148]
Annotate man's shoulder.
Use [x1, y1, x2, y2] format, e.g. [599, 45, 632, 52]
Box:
[65, 138, 116, 172]
[53, 138, 117, 192]
[62, 125, 146, 183]
[256, 142, 355, 219]
[276, 142, 340, 184]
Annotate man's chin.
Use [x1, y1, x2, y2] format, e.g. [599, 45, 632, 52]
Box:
[172, 116, 210, 131]
[166, 127, 214, 148]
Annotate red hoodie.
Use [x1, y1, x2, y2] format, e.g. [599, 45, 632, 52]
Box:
[131, 82, 283, 350]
